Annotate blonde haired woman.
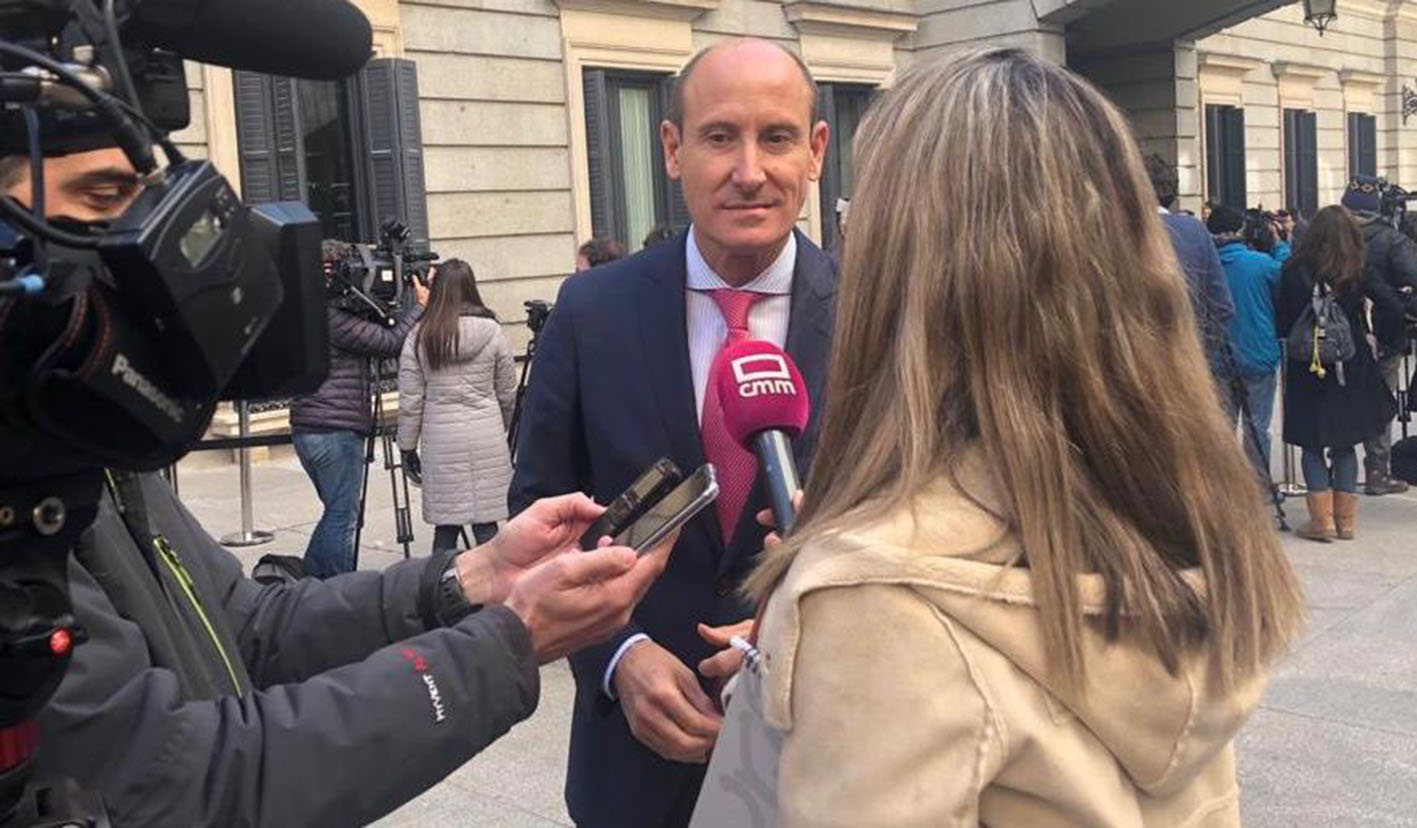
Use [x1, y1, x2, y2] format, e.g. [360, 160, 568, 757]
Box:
[747, 49, 1304, 826]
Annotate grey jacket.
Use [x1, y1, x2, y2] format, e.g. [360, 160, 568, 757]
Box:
[290, 303, 424, 435]
[37, 473, 538, 827]
[398, 314, 517, 525]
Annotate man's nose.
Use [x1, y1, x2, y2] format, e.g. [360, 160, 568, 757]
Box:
[731, 142, 766, 191]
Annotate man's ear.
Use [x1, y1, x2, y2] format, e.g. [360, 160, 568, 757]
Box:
[807, 120, 829, 183]
[661, 120, 683, 181]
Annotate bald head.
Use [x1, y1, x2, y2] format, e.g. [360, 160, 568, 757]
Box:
[669, 39, 818, 129]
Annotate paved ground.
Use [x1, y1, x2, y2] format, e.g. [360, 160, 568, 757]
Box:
[175, 435, 1417, 827]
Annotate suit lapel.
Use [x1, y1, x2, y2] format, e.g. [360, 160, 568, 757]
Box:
[637, 234, 719, 552]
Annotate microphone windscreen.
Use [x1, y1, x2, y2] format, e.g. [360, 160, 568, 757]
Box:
[134, 0, 374, 81]
[714, 340, 809, 449]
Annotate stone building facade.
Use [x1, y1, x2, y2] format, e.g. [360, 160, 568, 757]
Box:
[171, 0, 1417, 351]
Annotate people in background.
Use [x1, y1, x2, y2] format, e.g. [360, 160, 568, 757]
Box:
[642, 224, 677, 250]
[575, 237, 627, 272]
[398, 259, 517, 551]
[743, 48, 1303, 826]
[290, 240, 427, 578]
[1343, 174, 1417, 494]
[1276, 205, 1401, 541]
[1209, 204, 1282, 477]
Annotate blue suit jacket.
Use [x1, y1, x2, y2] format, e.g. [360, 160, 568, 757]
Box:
[509, 230, 836, 828]
[1162, 212, 1234, 372]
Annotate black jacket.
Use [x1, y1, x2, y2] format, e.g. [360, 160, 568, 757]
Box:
[37, 473, 538, 827]
[1356, 213, 1417, 351]
[289, 303, 424, 435]
[1276, 262, 1398, 449]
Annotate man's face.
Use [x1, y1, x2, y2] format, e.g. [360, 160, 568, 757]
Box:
[5, 147, 142, 222]
[661, 42, 828, 263]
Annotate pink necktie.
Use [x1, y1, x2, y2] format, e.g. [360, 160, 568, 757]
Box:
[700, 289, 766, 541]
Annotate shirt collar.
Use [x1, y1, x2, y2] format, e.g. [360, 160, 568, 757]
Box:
[685, 225, 795, 295]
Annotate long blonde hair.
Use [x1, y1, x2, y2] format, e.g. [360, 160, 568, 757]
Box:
[749, 49, 1303, 689]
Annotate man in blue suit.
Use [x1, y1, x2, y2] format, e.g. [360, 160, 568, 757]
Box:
[510, 39, 836, 828]
[1144, 154, 1235, 383]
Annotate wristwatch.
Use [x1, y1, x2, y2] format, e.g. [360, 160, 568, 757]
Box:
[433, 552, 482, 627]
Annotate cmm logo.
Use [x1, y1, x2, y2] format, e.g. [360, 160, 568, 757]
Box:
[731, 354, 796, 398]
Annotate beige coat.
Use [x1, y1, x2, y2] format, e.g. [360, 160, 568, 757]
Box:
[756, 454, 1269, 827]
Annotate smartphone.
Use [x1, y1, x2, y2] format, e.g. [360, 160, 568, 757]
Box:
[578, 458, 683, 550]
[618, 464, 719, 555]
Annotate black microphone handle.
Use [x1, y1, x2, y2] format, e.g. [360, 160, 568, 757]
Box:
[752, 430, 800, 535]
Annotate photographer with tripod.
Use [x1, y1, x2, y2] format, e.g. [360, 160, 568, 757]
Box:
[1343, 175, 1417, 495]
[0, 5, 674, 824]
[290, 239, 427, 578]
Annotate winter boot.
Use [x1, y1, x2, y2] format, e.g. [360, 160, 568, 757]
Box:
[1296, 491, 1337, 543]
[1333, 492, 1358, 541]
[1365, 451, 1410, 495]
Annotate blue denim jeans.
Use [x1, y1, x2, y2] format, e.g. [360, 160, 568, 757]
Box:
[292, 429, 366, 578]
[1238, 370, 1277, 477]
[1302, 446, 1359, 494]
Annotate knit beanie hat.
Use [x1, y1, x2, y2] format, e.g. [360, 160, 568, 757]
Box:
[1207, 204, 1245, 235]
[1341, 174, 1382, 213]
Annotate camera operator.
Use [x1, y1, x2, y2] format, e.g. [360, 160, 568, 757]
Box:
[1342, 175, 1417, 495]
[3, 134, 674, 826]
[290, 240, 429, 578]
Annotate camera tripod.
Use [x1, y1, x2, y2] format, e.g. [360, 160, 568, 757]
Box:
[352, 357, 415, 565]
[1219, 342, 1291, 532]
[507, 326, 544, 456]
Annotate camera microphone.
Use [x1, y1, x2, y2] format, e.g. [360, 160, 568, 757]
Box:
[129, 0, 374, 81]
[714, 340, 810, 534]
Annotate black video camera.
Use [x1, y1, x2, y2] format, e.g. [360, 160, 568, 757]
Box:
[0, 2, 372, 822]
[328, 219, 438, 321]
[524, 299, 553, 335]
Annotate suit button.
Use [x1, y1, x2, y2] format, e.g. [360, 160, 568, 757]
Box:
[715, 577, 733, 597]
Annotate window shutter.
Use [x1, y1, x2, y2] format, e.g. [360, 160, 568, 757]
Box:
[1205, 104, 1223, 206]
[1298, 111, 1318, 217]
[1349, 113, 1377, 178]
[359, 58, 431, 252]
[659, 77, 692, 234]
[233, 71, 305, 203]
[1222, 106, 1246, 210]
[583, 68, 616, 240]
[818, 84, 842, 249]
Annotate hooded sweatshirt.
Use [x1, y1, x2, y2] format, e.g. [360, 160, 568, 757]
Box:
[398, 313, 518, 525]
[757, 451, 1269, 827]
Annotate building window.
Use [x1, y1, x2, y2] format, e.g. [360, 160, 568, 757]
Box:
[583, 69, 689, 252]
[1283, 108, 1318, 218]
[233, 59, 430, 249]
[818, 83, 874, 249]
[1348, 113, 1377, 178]
[1204, 104, 1246, 210]
[295, 79, 363, 241]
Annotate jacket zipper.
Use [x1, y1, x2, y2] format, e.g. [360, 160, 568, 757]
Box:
[152, 535, 245, 698]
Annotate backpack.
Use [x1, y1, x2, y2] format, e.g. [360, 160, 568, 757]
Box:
[1285, 281, 1357, 385]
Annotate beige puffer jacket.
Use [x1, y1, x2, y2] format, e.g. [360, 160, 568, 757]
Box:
[397, 314, 517, 525]
[757, 452, 1271, 827]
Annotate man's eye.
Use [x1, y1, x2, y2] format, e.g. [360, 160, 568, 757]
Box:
[84, 185, 137, 211]
[705, 132, 731, 146]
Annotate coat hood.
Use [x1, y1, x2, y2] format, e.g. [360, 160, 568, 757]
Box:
[760, 450, 1268, 799]
[421, 315, 501, 365]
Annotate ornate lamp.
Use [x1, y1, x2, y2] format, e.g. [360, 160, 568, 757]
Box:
[1302, 0, 1337, 35]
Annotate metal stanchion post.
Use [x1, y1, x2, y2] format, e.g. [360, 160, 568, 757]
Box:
[1277, 357, 1307, 497]
[220, 400, 275, 547]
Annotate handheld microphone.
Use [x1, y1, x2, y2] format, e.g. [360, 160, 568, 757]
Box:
[130, 0, 374, 81]
[714, 340, 810, 534]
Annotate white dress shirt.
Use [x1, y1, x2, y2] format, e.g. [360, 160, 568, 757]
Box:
[602, 225, 798, 698]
